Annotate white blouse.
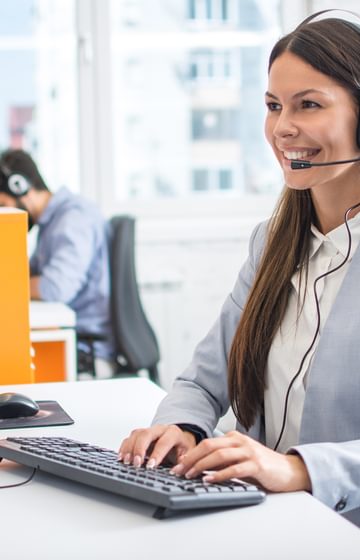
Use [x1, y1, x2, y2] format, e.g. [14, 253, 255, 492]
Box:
[264, 213, 360, 453]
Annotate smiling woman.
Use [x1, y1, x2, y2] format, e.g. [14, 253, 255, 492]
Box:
[228, 14, 360, 443]
[116, 10, 360, 526]
[265, 51, 360, 198]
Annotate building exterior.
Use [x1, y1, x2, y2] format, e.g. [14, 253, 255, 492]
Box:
[111, 0, 281, 200]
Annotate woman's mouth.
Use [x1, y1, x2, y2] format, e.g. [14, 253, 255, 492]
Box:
[283, 149, 320, 160]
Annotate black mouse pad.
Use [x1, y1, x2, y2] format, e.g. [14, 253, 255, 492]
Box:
[0, 401, 74, 430]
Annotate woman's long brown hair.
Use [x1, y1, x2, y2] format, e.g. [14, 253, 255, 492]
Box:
[228, 17, 360, 430]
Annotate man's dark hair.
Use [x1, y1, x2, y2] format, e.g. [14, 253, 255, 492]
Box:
[0, 149, 49, 192]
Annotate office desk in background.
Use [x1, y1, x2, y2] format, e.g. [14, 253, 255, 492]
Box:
[30, 301, 77, 382]
[0, 377, 359, 560]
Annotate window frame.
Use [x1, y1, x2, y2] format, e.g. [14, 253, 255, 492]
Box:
[76, 0, 308, 227]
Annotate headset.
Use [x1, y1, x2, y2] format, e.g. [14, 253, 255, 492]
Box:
[273, 9, 360, 451]
[0, 163, 31, 198]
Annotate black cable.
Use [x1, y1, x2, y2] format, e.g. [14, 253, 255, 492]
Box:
[273, 202, 360, 452]
[0, 467, 37, 489]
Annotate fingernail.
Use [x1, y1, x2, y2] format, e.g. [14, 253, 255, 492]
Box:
[203, 475, 215, 483]
[185, 468, 195, 479]
[118, 452, 123, 461]
[146, 458, 156, 469]
[124, 453, 131, 465]
[170, 463, 184, 476]
[133, 455, 142, 468]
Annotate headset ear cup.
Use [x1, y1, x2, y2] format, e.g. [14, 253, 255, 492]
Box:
[7, 174, 29, 197]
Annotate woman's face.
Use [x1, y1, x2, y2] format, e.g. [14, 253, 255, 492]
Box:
[265, 51, 360, 191]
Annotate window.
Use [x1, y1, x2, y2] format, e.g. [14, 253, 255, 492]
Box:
[192, 109, 239, 140]
[193, 169, 208, 191]
[188, 0, 238, 23]
[0, 0, 79, 192]
[219, 168, 232, 189]
[7, 2, 359, 214]
[110, 0, 281, 202]
[188, 50, 237, 82]
[192, 167, 234, 192]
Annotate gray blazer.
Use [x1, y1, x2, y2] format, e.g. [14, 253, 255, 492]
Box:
[153, 221, 360, 521]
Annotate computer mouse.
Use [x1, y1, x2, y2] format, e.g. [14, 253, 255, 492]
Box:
[0, 392, 40, 419]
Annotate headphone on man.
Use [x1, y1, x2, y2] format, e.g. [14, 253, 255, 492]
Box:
[0, 164, 31, 198]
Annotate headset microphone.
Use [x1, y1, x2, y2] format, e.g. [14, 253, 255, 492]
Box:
[291, 156, 360, 169]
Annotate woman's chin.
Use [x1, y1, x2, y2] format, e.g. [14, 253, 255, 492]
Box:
[285, 180, 311, 191]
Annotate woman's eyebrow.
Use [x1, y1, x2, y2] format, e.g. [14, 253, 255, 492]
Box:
[265, 91, 278, 99]
[265, 88, 328, 100]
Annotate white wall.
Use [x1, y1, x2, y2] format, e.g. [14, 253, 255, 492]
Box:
[137, 217, 265, 391]
[136, 216, 273, 432]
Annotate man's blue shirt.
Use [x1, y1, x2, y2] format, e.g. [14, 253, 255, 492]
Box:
[30, 187, 114, 360]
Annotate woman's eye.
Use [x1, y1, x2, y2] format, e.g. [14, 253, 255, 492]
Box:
[302, 100, 320, 109]
[266, 102, 281, 111]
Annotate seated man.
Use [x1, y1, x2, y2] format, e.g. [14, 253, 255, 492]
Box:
[0, 148, 115, 378]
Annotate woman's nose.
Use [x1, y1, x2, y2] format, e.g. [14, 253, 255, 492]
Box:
[273, 110, 299, 139]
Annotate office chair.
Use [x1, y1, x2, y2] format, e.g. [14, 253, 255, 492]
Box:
[78, 216, 161, 385]
[109, 215, 160, 384]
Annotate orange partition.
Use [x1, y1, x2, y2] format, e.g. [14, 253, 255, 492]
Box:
[0, 208, 33, 384]
[32, 340, 67, 383]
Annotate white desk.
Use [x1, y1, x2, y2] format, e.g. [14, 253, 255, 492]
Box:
[0, 378, 360, 560]
[29, 301, 77, 382]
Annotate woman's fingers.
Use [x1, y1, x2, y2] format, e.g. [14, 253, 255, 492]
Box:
[119, 427, 311, 493]
[202, 461, 257, 483]
[146, 425, 194, 468]
[175, 446, 251, 478]
[171, 433, 245, 476]
[118, 424, 196, 468]
[118, 425, 167, 465]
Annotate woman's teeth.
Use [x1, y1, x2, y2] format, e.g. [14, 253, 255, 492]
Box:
[284, 150, 319, 160]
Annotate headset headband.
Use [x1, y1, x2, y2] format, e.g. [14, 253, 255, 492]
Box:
[297, 8, 360, 29]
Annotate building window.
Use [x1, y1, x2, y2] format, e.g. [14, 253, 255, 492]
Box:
[188, 0, 237, 23]
[188, 50, 237, 82]
[193, 169, 209, 191]
[219, 168, 232, 189]
[192, 109, 239, 140]
[192, 168, 234, 192]
[189, 0, 196, 20]
[221, 0, 228, 21]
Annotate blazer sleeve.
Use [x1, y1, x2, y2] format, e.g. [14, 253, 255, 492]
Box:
[289, 440, 360, 513]
[152, 221, 268, 436]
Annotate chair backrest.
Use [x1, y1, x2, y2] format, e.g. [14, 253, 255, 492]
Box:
[109, 215, 160, 384]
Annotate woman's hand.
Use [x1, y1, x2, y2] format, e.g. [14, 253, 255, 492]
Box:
[118, 424, 197, 469]
[170, 431, 311, 493]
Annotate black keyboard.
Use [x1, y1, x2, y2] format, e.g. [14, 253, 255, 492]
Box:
[0, 436, 266, 518]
